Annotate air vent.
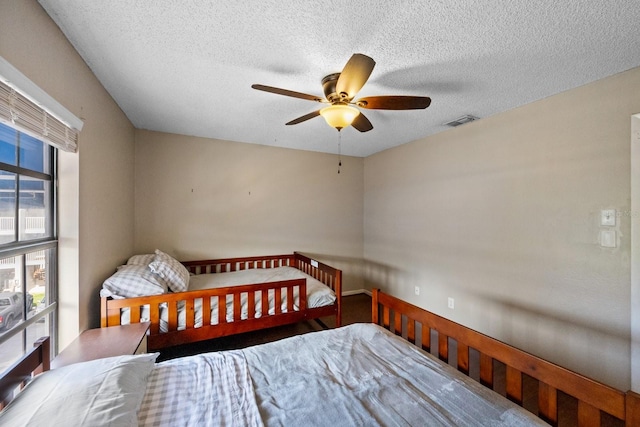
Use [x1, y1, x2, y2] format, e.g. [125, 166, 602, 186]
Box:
[444, 115, 479, 127]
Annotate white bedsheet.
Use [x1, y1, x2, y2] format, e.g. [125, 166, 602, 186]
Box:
[138, 324, 546, 426]
[123, 266, 336, 333]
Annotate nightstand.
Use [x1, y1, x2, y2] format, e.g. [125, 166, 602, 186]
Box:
[52, 322, 150, 369]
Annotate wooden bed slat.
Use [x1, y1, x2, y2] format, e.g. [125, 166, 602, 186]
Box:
[538, 382, 558, 425]
[287, 286, 294, 312]
[218, 295, 226, 324]
[421, 326, 431, 352]
[185, 299, 195, 329]
[233, 293, 241, 321]
[168, 300, 177, 331]
[261, 289, 269, 318]
[149, 304, 160, 334]
[394, 311, 402, 335]
[299, 283, 307, 310]
[457, 342, 469, 375]
[275, 288, 282, 314]
[407, 318, 416, 344]
[371, 289, 638, 426]
[506, 365, 523, 405]
[247, 291, 256, 320]
[438, 333, 448, 363]
[577, 400, 600, 427]
[129, 305, 141, 323]
[479, 353, 494, 388]
[202, 296, 211, 326]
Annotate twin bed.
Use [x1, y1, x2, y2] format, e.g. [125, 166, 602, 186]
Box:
[99, 251, 342, 350]
[1, 289, 639, 426]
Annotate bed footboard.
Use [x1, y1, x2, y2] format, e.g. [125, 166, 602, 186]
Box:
[372, 289, 640, 427]
[293, 252, 341, 326]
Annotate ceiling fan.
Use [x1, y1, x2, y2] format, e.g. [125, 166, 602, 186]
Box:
[251, 54, 431, 132]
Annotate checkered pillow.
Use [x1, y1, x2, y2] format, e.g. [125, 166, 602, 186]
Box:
[102, 265, 169, 298]
[126, 253, 156, 266]
[149, 249, 190, 292]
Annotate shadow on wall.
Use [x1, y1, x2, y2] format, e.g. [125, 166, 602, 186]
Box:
[362, 257, 629, 341]
[299, 252, 365, 294]
[362, 258, 415, 296]
[361, 257, 630, 389]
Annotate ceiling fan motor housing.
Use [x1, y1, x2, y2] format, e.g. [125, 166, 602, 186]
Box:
[322, 73, 347, 103]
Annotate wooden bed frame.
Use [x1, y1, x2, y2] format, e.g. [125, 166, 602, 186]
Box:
[2, 291, 639, 425]
[101, 252, 341, 350]
[0, 337, 49, 409]
[372, 288, 640, 427]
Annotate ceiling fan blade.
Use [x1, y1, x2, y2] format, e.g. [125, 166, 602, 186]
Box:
[351, 112, 373, 132]
[356, 95, 431, 110]
[335, 54, 376, 100]
[252, 84, 324, 102]
[285, 110, 321, 125]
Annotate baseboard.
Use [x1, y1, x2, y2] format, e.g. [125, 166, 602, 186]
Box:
[342, 289, 372, 297]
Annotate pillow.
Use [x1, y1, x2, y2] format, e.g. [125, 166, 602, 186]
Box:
[102, 264, 169, 298]
[149, 249, 190, 292]
[0, 352, 159, 427]
[126, 253, 155, 266]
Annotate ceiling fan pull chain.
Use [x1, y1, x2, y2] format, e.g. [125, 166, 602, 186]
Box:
[337, 131, 342, 174]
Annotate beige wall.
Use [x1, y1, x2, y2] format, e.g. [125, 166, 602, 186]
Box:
[3, 0, 637, 392]
[134, 130, 364, 292]
[364, 66, 640, 390]
[0, 1, 136, 346]
[632, 113, 640, 391]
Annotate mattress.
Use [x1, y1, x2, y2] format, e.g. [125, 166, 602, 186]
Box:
[137, 324, 546, 426]
[121, 266, 336, 333]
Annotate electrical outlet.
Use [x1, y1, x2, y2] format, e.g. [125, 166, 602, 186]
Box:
[448, 297, 455, 309]
[414, 286, 420, 296]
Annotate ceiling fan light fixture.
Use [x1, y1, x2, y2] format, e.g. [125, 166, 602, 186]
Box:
[320, 104, 360, 130]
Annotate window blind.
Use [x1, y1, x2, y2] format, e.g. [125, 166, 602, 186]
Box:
[0, 79, 78, 153]
[0, 57, 82, 153]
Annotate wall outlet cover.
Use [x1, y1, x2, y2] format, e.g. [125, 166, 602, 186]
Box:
[600, 229, 616, 248]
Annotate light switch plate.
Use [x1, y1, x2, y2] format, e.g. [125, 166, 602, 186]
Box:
[601, 209, 616, 226]
[600, 229, 616, 248]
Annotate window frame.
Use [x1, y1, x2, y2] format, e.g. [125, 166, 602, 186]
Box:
[0, 123, 57, 361]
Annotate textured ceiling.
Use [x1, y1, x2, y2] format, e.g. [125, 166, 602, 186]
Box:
[38, 1, 640, 157]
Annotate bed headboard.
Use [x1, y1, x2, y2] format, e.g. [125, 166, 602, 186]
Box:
[372, 289, 640, 426]
[0, 336, 50, 409]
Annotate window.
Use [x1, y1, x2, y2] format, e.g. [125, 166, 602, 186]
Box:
[0, 121, 56, 373]
[0, 58, 81, 374]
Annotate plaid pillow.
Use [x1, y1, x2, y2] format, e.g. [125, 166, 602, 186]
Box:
[126, 254, 156, 266]
[102, 265, 168, 298]
[149, 249, 190, 292]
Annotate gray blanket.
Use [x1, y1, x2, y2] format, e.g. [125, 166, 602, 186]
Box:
[243, 323, 545, 426]
[139, 323, 545, 426]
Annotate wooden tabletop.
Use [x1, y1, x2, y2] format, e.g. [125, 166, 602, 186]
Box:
[52, 322, 150, 369]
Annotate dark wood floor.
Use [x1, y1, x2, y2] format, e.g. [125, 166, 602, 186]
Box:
[158, 293, 372, 361]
